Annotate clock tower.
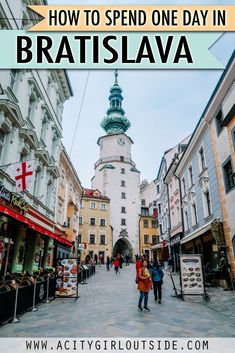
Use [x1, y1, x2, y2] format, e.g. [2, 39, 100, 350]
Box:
[92, 71, 140, 258]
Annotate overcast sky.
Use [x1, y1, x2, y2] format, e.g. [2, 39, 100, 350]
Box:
[49, 0, 235, 187]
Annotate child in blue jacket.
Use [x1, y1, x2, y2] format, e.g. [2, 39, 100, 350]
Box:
[151, 262, 164, 304]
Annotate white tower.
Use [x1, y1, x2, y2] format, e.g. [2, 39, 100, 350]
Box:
[92, 71, 140, 258]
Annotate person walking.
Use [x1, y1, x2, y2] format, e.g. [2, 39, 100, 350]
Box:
[137, 260, 151, 312]
[106, 256, 110, 271]
[167, 255, 174, 272]
[113, 258, 120, 274]
[151, 262, 164, 304]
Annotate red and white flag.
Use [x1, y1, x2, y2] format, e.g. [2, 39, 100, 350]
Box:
[14, 160, 34, 192]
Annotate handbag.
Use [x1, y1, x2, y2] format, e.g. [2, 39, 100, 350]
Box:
[135, 274, 139, 284]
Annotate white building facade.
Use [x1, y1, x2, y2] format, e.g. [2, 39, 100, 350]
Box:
[92, 72, 140, 258]
[0, 0, 73, 274]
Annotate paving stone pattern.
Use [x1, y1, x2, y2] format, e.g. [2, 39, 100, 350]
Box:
[0, 265, 235, 337]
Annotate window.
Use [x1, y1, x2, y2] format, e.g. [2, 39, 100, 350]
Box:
[90, 202, 96, 209]
[204, 191, 211, 217]
[188, 166, 193, 186]
[79, 216, 83, 225]
[58, 203, 62, 224]
[90, 218, 96, 225]
[121, 168, 125, 174]
[141, 207, 149, 216]
[100, 234, 105, 245]
[192, 203, 198, 226]
[144, 234, 149, 244]
[184, 211, 189, 230]
[157, 185, 160, 194]
[153, 201, 157, 206]
[89, 234, 95, 244]
[77, 234, 82, 243]
[216, 109, 223, 135]
[199, 147, 206, 171]
[80, 201, 83, 208]
[152, 235, 158, 244]
[158, 204, 161, 214]
[100, 203, 106, 211]
[121, 192, 126, 199]
[120, 156, 124, 161]
[0, 129, 5, 159]
[151, 220, 158, 228]
[121, 207, 126, 213]
[46, 180, 53, 209]
[121, 218, 126, 226]
[182, 178, 186, 196]
[232, 127, 235, 151]
[141, 199, 146, 206]
[100, 219, 106, 226]
[67, 217, 71, 228]
[143, 220, 149, 228]
[223, 158, 235, 192]
[121, 180, 126, 187]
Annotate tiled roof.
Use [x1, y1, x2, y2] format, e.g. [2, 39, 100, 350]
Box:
[83, 188, 110, 201]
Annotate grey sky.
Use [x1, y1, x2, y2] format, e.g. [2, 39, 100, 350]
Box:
[49, 0, 235, 187]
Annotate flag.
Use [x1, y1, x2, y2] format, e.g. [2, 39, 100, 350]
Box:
[13, 160, 34, 192]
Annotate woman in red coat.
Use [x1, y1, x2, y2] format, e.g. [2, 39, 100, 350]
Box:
[113, 258, 120, 274]
[137, 260, 151, 311]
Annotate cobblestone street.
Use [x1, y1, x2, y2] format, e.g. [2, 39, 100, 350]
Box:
[1, 265, 235, 337]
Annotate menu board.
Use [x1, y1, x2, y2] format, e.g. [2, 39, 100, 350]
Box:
[55, 258, 78, 298]
[179, 254, 204, 295]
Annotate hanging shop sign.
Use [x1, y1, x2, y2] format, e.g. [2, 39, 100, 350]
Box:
[55, 258, 79, 299]
[78, 243, 85, 250]
[179, 254, 204, 296]
[0, 184, 28, 212]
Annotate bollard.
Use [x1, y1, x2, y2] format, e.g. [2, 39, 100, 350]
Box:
[31, 280, 38, 312]
[45, 275, 50, 303]
[12, 284, 20, 323]
[81, 268, 87, 285]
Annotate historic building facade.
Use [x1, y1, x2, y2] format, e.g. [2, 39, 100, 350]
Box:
[207, 52, 235, 279]
[139, 180, 159, 260]
[164, 137, 190, 271]
[78, 188, 112, 263]
[54, 145, 83, 259]
[175, 106, 224, 273]
[91, 72, 140, 258]
[0, 0, 73, 274]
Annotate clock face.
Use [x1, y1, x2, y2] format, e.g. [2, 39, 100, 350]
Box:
[117, 137, 125, 146]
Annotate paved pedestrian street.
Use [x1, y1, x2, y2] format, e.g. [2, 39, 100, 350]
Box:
[0, 265, 235, 337]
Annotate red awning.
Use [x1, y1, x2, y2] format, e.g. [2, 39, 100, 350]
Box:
[0, 204, 72, 247]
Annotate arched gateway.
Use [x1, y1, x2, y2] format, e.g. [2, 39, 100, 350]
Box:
[113, 238, 133, 257]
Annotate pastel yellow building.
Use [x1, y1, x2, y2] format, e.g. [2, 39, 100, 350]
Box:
[139, 214, 159, 261]
[55, 145, 83, 258]
[79, 189, 112, 263]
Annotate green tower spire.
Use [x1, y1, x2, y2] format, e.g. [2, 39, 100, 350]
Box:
[101, 71, 131, 134]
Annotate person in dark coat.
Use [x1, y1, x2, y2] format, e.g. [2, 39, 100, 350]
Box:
[151, 262, 164, 304]
[106, 256, 110, 271]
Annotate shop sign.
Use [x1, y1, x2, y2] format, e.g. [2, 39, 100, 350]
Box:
[0, 184, 28, 212]
[179, 254, 204, 295]
[78, 243, 85, 250]
[171, 235, 181, 246]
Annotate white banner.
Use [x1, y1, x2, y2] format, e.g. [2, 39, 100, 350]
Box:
[0, 338, 235, 353]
